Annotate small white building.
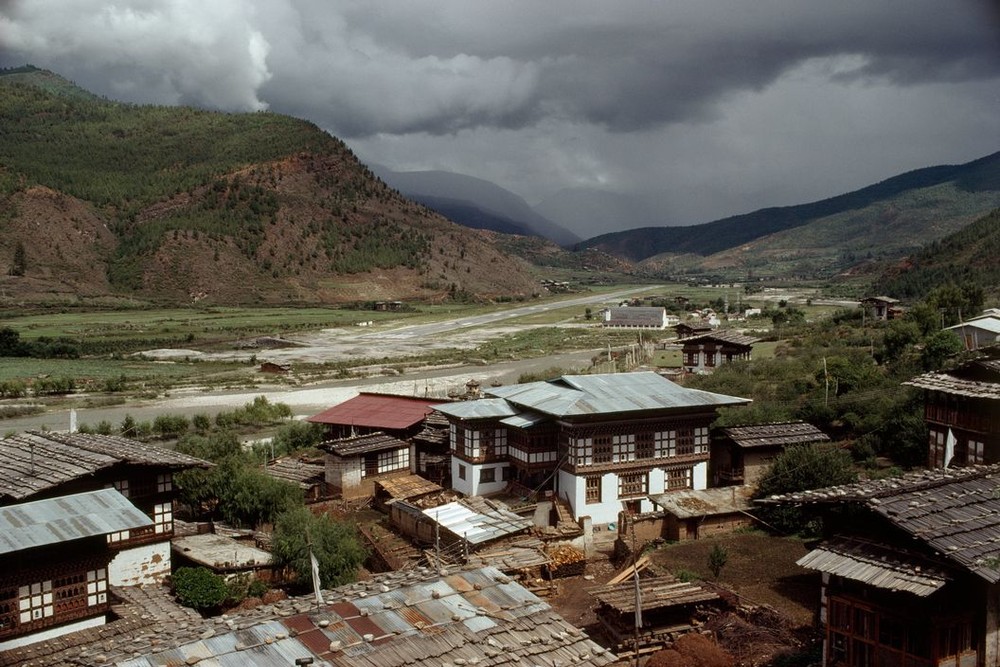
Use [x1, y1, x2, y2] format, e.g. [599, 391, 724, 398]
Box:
[946, 315, 1000, 351]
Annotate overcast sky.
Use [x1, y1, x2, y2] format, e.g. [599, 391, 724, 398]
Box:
[3, 0, 999, 237]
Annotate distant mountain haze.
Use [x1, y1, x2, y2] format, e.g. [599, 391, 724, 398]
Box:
[372, 167, 581, 247]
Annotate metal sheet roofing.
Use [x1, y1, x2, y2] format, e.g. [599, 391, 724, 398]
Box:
[946, 316, 1000, 335]
[432, 397, 519, 419]
[486, 371, 750, 417]
[797, 536, 950, 597]
[761, 464, 1000, 583]
[116, 566, 617, 667]
[423, 498, 532, 545]
[499, 411, 550, 428]
[0, 430, 210, 501]
[307, 393, 440, 430]
[0, 488, 152, 554]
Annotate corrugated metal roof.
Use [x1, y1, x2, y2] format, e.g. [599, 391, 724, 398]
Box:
[0, 488, 152, 554]
[423, 499, 532, 545]
[499, 411, 550, 429]
[0, 431, 210, 501]
[762, 464, 1000, 583]
[487, 371, 750, 417]
[307, 393, 440, 430]
[116, 566, 617, 667]
[946, 316, 1000, 335]
[432, 397, 519, 419]
[797, 536, 950, 597]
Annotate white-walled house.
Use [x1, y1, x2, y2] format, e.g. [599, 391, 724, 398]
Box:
[435, 372, 750, 525]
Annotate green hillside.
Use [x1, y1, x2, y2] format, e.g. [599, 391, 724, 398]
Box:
[584, 151, 1000, 264]
[0, 67, 539, 305]
[0, 65, 341, 210]
[875, 208, 1000, 300]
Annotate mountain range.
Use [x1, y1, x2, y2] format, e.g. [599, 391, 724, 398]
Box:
[1, 65, 999, 306]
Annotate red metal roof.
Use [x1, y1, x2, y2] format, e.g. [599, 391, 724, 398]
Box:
[306, 393, 441, 430]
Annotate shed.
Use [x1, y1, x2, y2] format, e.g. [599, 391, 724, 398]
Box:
[646, 486, 754, 541]
[320, 432, 412, 500]
[713, 421, 830, 486]
[590, 574, 721, 652]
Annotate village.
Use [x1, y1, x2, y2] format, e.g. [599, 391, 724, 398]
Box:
[2, 298, 1000, 667]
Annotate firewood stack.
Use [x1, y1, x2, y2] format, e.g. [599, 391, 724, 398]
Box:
[544, 544, 587, 579]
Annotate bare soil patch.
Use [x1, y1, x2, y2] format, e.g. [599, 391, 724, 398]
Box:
[650, 531, 816, 628]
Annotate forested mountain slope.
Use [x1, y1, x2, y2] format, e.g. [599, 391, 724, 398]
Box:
[0, 67, 539, 305]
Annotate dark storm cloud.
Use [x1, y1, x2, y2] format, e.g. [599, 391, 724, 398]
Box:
[4, 1, 996, 138]
[2, 1, 999, 235]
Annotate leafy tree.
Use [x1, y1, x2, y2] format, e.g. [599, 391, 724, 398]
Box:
[271, 507, 366, 590]
[920, 330, 963, 370]
[753, 444, 857, 536]
[270, 420, 325, 457]
[172, 566, 228, 612]
[0, 327, 24, 356]
[881, 320, 921, 362]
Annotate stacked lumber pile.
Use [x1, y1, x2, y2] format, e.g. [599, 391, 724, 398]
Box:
[544, 544, 587, 579]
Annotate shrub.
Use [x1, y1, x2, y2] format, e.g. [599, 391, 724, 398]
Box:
[173, 567, 228, 612]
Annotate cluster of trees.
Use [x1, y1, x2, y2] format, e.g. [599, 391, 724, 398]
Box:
[0, 327, 81, 359]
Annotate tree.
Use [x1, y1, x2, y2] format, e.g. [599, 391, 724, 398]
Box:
[271, 507, 366, 591]
[753, 444, 857, 536]
[172, 566, 228, 612]
[920, 331, 963, 370]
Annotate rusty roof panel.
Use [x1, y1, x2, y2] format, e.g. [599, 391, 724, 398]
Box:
[308, 393, 439, 429]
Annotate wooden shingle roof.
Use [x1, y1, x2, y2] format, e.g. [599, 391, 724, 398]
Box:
[589, 574, 719, 613]
[761, 464, 1000, 582]
[263, 456, 325, 489]
[0, 431, 210, 502]
[722, 421, 830, 449]
[320, 431, 409, 456]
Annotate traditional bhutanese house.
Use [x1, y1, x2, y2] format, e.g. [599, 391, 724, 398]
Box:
[171, 533, 273, 582]
[390, 496, 532, 555]
[0, 431, 210, 586]
[946, 315, 1000, 351]
[643, 486, 754, 541]
[674, 322, 713, 339]
[903, 355, 1000, 468]
[603, 306, 670, 329]
[306, 392, 441, 440]
[861, 295, 901, 321]
[0, 488, 152, 651]
[435, 371, 750, 525]
[372, 473, 443, 512]
[761, 465, 1000, 667]
[114, 565, 617, 667]
[262, 455, 327, 501]
[680, 329, 758, 374]
[712, 421, 830, 487]
[319, 432, 412, 500]
[589, 574, 721, 653]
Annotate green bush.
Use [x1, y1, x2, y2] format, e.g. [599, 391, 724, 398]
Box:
[172, 567, 228, 612]
[271, 507, 366, 590]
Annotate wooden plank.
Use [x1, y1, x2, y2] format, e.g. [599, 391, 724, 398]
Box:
[606, 556, 650, 586]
